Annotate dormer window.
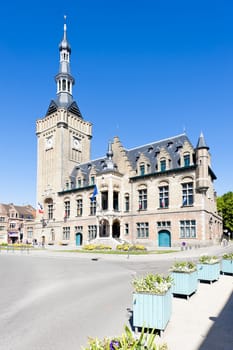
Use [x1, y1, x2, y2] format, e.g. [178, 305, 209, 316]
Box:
[160, 159, 166, 171]
[77, 178, 82, 188]
[140, 164, 145, 176]
[184, 154, 190, 167]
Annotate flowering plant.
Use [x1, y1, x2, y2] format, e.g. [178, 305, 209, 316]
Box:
[222, 253, 233, 260]
[83, 325, 168, 350]
[132, 273, 172, 295]
[198, 255, 220, 264]
[169, 261, 197, 273]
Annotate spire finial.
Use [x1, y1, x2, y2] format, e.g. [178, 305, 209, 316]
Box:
[64, 15, 67, 37]
[196, 131, 209, 150]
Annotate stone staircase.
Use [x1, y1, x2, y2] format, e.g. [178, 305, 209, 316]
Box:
[88, 237, 129, 249]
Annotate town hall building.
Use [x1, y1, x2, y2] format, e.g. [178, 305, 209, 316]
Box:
[34, 21, 222, 249]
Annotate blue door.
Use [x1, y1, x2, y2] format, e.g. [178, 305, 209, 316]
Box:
[75, 233, 82, 246]
[158, 230, 171, 247]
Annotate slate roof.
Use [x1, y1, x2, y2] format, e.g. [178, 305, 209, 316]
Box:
[126, 133, 192, 173]
[46, 100, 83, 119]
[67, 133, 193, 190]
[196, 132, 209, 150]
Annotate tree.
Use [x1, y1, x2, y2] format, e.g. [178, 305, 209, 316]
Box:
[217, 192, 233, 235]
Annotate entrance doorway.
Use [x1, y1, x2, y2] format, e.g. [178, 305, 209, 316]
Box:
[75, 232, 83, 246]
[99, 219, 110, 237]
[112, 220, 120, 238]
[158, 230, 171, 247]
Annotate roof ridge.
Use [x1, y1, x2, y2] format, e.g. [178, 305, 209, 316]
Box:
[126, 133, 187, 152]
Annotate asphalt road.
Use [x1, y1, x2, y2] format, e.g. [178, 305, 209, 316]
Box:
[0, 245, 232, 350]
[0, 253, 165, 350]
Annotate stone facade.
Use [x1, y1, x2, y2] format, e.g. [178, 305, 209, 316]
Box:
[34, 22, 222, 249]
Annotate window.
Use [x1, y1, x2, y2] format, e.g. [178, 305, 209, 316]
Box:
[157, 221, 171, 228]
[76, 199, 83, 216]
[140, 164, 145, 176]
[182, 182, 194, 206]
[75, 226, 83, 232]
[136, 222, 149, 238]
[160, 159, 166, 171]
[50, 229, 55, 241]
[184, 154, 190, 167]
[90, 176, 95, 185]
[0, 226, 5, 231]
[64, 200, 70, 218]
[62, 79, 66, 91]
[77, 178, 82, 188]
[101, 191, 108, 210]
[27, 227, 33, 238]
[0, 217, 5, 222]
[159, 186, 169, 208]
[138, 189, 147, 210]
[124, 223, 129, 235]
[124, 194, 130, 212]
[63, 227, 70, 240]
[90, 198, 96, 215]
[113, 191, 119, 211]
[180, 220, 196, 238]
[88, 225, 97, 240]
[10, 222, 16, 229]
[48, 203, 53, 220]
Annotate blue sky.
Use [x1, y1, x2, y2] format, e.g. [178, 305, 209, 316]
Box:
[0, 0, 232, 206]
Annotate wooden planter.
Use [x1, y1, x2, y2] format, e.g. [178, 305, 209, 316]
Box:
[197, 263, 220, 282]
[222, 259, 233, 274]
[133, 288, 172, 331]
[171, 271, 198, 298]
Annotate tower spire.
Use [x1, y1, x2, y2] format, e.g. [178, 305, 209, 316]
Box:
[55, 16, 75, 106]
[196, 132, 209, 150]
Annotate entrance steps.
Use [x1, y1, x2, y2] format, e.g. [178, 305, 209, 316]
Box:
[89, 237, 129, 249]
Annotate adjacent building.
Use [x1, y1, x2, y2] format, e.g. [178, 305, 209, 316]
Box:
[34, 21, 222, 249]
[0, 203, 36, 244]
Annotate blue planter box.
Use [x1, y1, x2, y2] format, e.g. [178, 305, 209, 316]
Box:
[222, 259, 233, 274]
[197, 263, 220, 282]
[171, 271, 198, 297]
[133, 288, 172, 331]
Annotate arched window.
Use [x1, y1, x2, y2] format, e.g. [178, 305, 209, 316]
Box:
[62, 79, 66, 91]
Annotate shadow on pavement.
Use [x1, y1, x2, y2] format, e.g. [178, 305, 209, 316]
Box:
[199, 287, 233, 350]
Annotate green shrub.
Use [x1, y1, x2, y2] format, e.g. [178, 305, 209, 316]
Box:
[83, 324, 168, 350]
[133, 273, 172, 295]
[223, 253, 233, 260]
[169, 261, 197, 273]
[116, 244, 147, 251]
[199, 255, 219, 264]
[83, 244, 112, 251]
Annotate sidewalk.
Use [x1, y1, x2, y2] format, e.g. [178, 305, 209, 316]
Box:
[157, 274, 233, 350]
